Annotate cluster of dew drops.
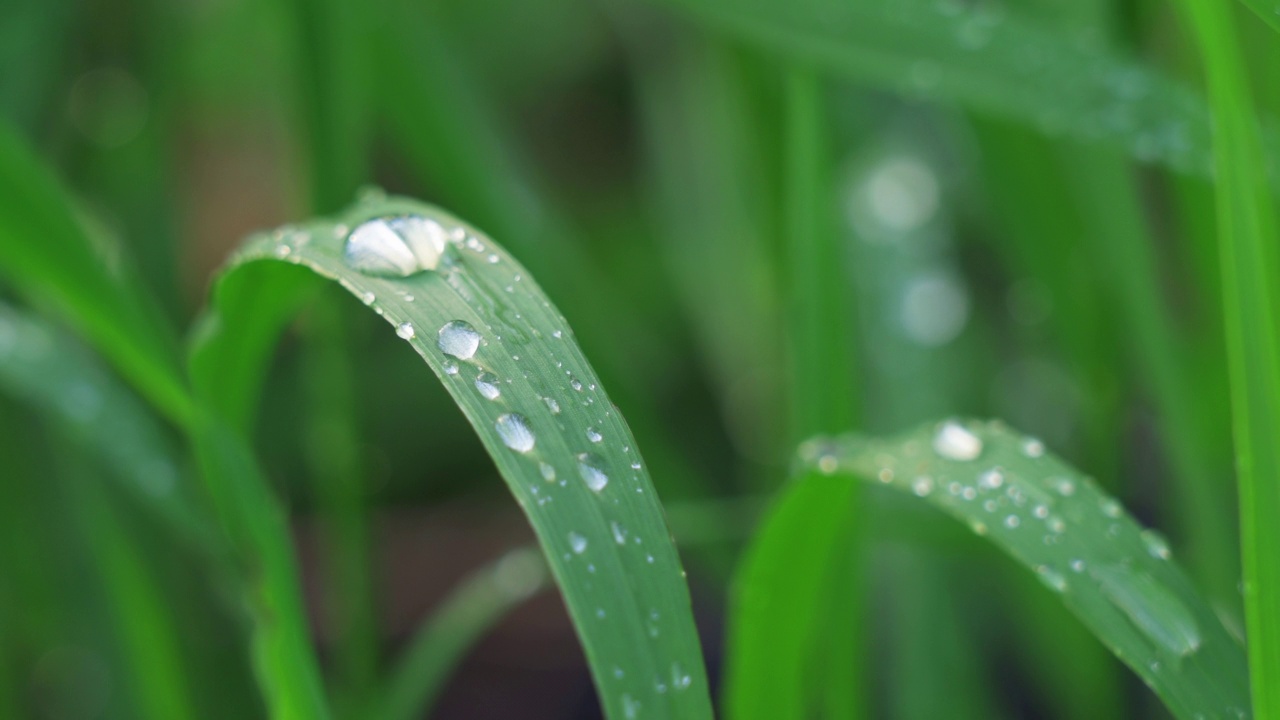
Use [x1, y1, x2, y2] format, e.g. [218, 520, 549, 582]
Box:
[803, 419, 1209, 666]
[322, 211, 694, 709]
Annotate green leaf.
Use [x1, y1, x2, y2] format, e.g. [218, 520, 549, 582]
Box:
[1174, 0, 1280, 712]
[723, 469, 857, 720]
[657, 0, 1222, 178]
[0, 122, 193, 426]
[194, 196, 714, 720]
[0, 303, 210, 547]
[794, 419, 1251, 720]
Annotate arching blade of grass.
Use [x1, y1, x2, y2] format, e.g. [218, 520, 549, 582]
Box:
[0, 122, 192, 426]
[656, 0, 1226, 179]
[193, 196, 715, 720]
[373, 547, 549, 720]
[1175, 0, 1280, 711]
[795, 419, 1251, 720]
[0, 303, 211, 548]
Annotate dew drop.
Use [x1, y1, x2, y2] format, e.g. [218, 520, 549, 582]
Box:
[570, 379, 583, 391]
[586, 427, 603, 443]
[437, 320, 481, 360]
[395, 321, 415, 340]
[611, 521, 628, 545]
[978, 469, 1004, 489]
[1005, 515, 1021, 529]
[1142, 529, 1172, 560]
[933, 420, 983, 461]
[912, 476, 934, 497]
[818, 454, 838, 474]
[1022, 437, 1045, 458]
[1102, 499, 1123, 518]
[569, 532, 587, 554]
[1070, 559, 1086, 573]
[495, 413, 535, 453]
[543, 397, 561, 414]
[1093, 565, 1201, 656]
[577, 453, 609, 492]
[475, 372, 501, 400]
[344, 215, 448, 276]
[1036, 566, 1068, 592]
[1049, 477, 1076, 496]
[442, 359, 459, 375]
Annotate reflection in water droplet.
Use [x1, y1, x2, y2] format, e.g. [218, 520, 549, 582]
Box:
[859, 156, 940, 232]
[343, 215, 449, 276]
[540, 463, 556, 482]
[933, 420, 983, 461]
[577, 453, 609, 492]
[437, 320, 481, 360]
[543, 397, 561, 414]
[586, 427, 603, 443]
[475, 372, 501, 400]
[1142, 530, 1172, 560]
[611, 521, 628, 545]
[495, 413, 535, 453]
[1094, 565, 1201, 656]
[569, 532, 587, 554]
[396, 321, 415, 340]
[443, 359, 459, 375]
[1022, 437, 1045, 458]
[912, 477, 934, 496]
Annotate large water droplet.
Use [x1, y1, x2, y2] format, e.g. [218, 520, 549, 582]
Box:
[495, 413, 535, 453]
[437, 320, 481, 360]
[933, 420, 983, 461]
[343, 215, 448, 276]
[1094, 565, 1201, 656]
[475, 372, 501, 400]
[569, 532, 588, 554]
[396, 321, 415, 340]
[577, 453, 609, 492]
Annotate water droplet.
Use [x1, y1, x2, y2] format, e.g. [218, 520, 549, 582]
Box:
[577, 453, 609, 492]
[1033, 504, 1049, 519]
[1142, 529, 1172, 560]
[1070, 559, 1086, 572]
[1022, 437, 1045, 458]
[495, 413, 535, 453]
[1102, 499, 1123, 518]
[1093, 565, 1201, 656]
[1005, 515, 1021, 529]
[912, 476, 934, 496]
[569, 532, 587, 554]
[622, 694, 640, 719]
[969, 519, 988, 535]
[443, 359, 459, 375]
[437, 320, 481, 360]
[586, 427, 603, 443]
[395, 321, 415, 340]
[1049, 477, 1076, 496]
[475, 372, 501, 400]
[630, 461, 642, 470]
[818, 454, 838, 474]
[543, 397, 561, 414]
[344, 215, 448, 276]
[539, 463, 556, 482]
[901, 271, 970, 347]
[611, 521, 628, 545]
[359, 290, 375, 305]
[570, 379, 583, 391]
[1037, 566, 1068, 592]
[979, 469, 1004, 489]
[859, 156, 939, 232]
[933, 420, 983, 461]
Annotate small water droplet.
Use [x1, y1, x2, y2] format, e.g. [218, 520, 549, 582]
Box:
[437, 320, 481, 360]
[979, 469, 1004, 489]
[1005, 515, 1021, 529]
[569, 532, 588, 554]
[360, 291, 375, 305]
[1070, 559, 1086, 572]
[1102, 499, 1123, 518]
[1093, 565, 1201, 656]
[395, 321, 415, 340]
[443, 359, 459, 375]
[475, 372, 501, 400]
[1142, 529, 1172, 560]
[933, 420, 983, 461]
[1022, 437, 1045, 458]
[495, 413, 535, 453]
[912, 476, 934, 496]
[570, 379, 583, 391]
[611, 521, 628, 545]
[586, 427, 603, 443]
[539, 463, 556, 482]
[622, 694, 640, 719]
[543, 397, 561, 414]
[1049, 477, 1076, 496]
[1033, 505, 1049, 519]
[1037, 565, 1068, 592]
[818, 454, 838, 474]
[630, 461, 642, 470]
[577, 453, 609, 492]
[344, 215, 448, 276]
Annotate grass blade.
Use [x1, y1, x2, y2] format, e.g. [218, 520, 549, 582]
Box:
[799, 419, 1251, 719]
[1174, 0, 1280, 712]
[374, 548, 549, 720]
[657, 0, 1221, 179]
[197, 195, 714, 720]
[0, 122, 192, 426]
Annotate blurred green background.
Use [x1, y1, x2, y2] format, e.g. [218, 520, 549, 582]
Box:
[0, 0, 1267, 717]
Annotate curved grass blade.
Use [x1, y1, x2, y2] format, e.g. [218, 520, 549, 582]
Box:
[0, 122, 192, 426]
[797, 419, 1251, 720]
[657, 0, 1222, 179]
[374, 548, 549, 720]
[195, 196, 714, 720]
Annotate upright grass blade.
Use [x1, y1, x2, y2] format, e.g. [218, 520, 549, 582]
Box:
[0, 122, 192, 426]
[1174, 0, 1280, 712]
[724, 471, 858, 719]
[193, 196, 715, 720]
[655, 0, 1228, 179]
[799, 419, 1251, 719]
